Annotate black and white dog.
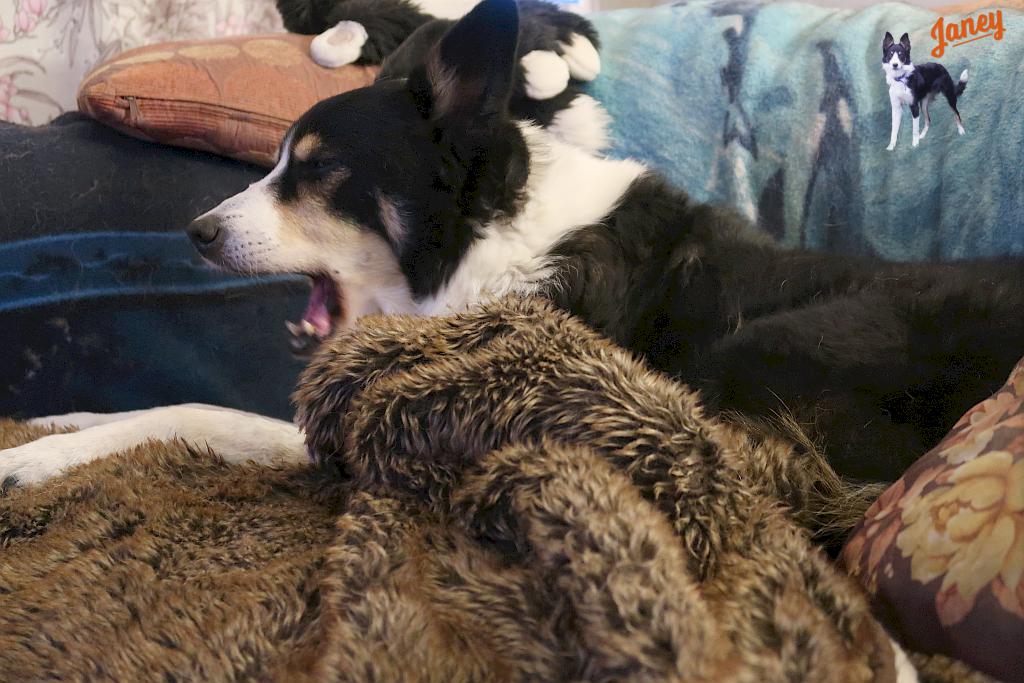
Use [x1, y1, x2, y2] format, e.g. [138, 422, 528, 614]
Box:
[3, 0, 1022, 492]
[883, 31, 969, 150]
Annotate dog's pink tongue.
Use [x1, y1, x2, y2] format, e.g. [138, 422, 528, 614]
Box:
[303, 279, 333, 338]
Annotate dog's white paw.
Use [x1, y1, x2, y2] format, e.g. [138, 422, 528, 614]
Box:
[3, 406, 308, 493]
[919, 127, 928, 140]
[547, 94, 611, 154]
[957, 125, 966, 136]
[890, 638, 919, 683]
[310, 20, 368, 68]
[558, 33, 601, 81]
[886, 143, 896, 151]
[521, 50, 570, 100]
[912, 138, 920, 148]
[0, 432, 89, 490]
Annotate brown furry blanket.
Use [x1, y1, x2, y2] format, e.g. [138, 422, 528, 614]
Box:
[0, 297, 989, 682]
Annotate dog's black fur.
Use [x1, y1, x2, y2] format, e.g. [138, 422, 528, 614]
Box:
[544, 174, 1023, 482]
[276, 0, 432, 63]
[379, 1, 598, 126]
[276, 0, 599, 127]
[201, 0, 1024, 485]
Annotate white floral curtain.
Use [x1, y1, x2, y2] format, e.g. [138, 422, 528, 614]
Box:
[0, 0, 283, 125]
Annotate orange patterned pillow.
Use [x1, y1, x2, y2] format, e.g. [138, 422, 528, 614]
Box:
[843, 357, 1024, 683]
[77, 35, 379, 167]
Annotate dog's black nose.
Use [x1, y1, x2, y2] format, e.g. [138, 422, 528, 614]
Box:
[187, 215, 225, 257]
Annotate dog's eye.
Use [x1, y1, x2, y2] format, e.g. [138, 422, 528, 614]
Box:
[307, 157, 345, 174]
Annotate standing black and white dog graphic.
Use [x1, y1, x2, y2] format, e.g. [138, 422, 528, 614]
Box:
[883, 31, 968, 150]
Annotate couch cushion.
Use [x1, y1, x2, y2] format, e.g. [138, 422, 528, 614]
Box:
[77, 35, 378, 166]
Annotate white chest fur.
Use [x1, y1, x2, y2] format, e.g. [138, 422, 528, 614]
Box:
[888, 79, 913, 105]
[414, 0, 481, 19]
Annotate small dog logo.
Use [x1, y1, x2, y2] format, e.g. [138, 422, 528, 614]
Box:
[883, 31, 968, 151]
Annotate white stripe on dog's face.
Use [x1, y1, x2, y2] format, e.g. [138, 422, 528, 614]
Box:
[194, 131, 414, 326]
[195, 134, 294, 274]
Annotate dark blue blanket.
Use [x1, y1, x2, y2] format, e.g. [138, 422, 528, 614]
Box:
[0, 114, 307, 420]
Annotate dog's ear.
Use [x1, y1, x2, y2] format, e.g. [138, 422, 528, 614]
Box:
[412, 0, 519, 126]
[899, 32, 911, 50]
[883, 32, 894, 51]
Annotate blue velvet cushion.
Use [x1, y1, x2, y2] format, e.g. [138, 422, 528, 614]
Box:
[0, 114, 306, 420]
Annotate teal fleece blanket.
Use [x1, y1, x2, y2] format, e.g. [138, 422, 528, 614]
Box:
[588, 1, 1024, 260]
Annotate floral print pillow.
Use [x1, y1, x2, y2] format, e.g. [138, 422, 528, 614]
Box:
[843, 357, 1024, 683]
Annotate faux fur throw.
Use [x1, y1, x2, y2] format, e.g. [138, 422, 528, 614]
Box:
[0, 297, 990, 682]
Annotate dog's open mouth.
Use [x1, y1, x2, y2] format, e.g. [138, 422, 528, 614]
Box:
[286, 274, 344, 356]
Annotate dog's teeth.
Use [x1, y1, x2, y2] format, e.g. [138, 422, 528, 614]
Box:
[301, 320, 317, 336]
[286, 321, 302, 336]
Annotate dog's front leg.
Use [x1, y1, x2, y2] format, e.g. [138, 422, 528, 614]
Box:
[910, 101, 921, 147]
[919, 97, 930, 139]
[1, 406, 306, 489]
[887, 100, 902, 151]
[29, 403, 261, 431]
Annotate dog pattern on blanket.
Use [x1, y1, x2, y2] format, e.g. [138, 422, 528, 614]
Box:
[586, 1, 1024, 261]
